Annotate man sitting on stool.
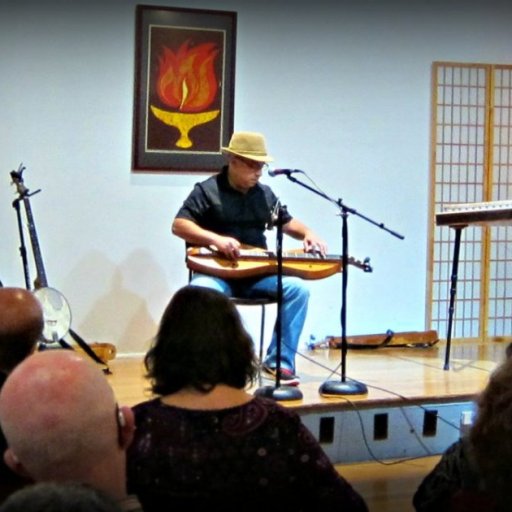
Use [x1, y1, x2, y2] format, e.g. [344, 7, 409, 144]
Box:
[172, 131, 327, 386]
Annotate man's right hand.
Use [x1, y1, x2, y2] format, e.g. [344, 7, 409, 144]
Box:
[172, 219, 241, 260]
[211, 237, 241, 260]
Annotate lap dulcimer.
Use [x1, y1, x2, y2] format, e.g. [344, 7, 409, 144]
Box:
[186, 245, 372, 280]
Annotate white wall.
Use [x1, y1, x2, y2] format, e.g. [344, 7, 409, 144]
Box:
[1, 0, 511, 354]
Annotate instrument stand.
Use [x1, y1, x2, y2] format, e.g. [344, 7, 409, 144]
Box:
[254, 203, 303, 401]
[12, 194, 33, 290]
[282, 172, 404, 396]
[15, 193, 74, 353]
[38, 331, 110, 374]
[443, 225, 465, 370]
[10, 165, 110, 374]
[38, 337, 74, 352]
[69, 328, 111, 374]
[12, 185, 69, 353]
[14, 193, 75, 354]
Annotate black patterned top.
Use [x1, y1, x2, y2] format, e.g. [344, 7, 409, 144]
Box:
[127, 396, 368, 511]
[413, 437, 497, 511]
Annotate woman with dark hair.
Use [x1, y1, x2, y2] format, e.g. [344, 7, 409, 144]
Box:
[413, 356, 512, 511]
[127, 285, 367, 512]
[144, 284, 258, 395]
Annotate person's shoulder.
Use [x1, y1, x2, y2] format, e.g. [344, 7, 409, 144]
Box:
[447, 436, 469, 457]
[118, 494, 143, 512]
[132, 398, 161, 415]
[446, 437, 465, 450]
[251, 395, 301, 421]
[253, 181, 274, 194]
[190, 171, 223, 193]
[433, 437, 468, 467]
[214, 396, 302, 436]
[190, 173, 217, 188]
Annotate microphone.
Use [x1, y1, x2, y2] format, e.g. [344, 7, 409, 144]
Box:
[267, 168, 303, 177]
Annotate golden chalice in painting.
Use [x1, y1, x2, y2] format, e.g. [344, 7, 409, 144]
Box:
[150, 105, 219, 149]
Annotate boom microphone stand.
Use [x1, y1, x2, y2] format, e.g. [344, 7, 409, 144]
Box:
[278, 170, 404, 396]
[254, 202, 303, 401]
[321, 202, 368, 395]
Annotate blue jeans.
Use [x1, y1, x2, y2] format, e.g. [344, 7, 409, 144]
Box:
[189, 273, 309, 373]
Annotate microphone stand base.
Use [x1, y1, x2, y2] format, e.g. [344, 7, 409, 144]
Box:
[319, 379, 368, 397]
[254, 384, 303, 401]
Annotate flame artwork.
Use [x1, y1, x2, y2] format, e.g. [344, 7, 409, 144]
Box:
[133, 6, 236, 171]
[150, 39, 221, 149]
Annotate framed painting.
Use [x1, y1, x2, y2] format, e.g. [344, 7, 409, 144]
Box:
[132, 5, 237, 173]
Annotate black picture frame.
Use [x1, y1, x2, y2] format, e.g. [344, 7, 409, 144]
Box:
[132, 4, 237, 173]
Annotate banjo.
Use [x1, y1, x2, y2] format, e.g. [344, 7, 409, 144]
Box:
[11, 167, 71, 344]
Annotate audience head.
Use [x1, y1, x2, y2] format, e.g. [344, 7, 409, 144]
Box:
[0, 482, 123, 512]
[145, 285, 258, 395]
[469, 356, 512, 504]
[0, 288, 43, 374]
[0, 350, 134, 500]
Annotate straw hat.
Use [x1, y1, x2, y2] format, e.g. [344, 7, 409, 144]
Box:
[221, 131, 274, 163]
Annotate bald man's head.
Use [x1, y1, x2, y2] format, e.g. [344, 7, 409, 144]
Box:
[0, 350, 127, 482]
[0, 288, 43, 373]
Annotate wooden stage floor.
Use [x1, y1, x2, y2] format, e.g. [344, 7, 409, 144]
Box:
[105, 339, 507, 411]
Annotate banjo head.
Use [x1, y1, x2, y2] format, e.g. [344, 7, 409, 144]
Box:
[33, 287, 72, 343]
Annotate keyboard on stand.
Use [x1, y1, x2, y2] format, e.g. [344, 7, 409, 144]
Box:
[436, 199, 512, 227]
